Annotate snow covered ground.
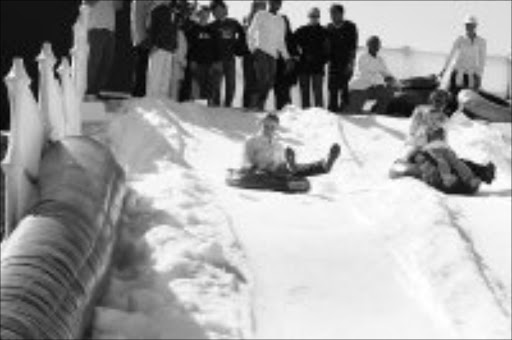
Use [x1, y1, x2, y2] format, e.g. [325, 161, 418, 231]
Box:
[85, 98, 511, 339]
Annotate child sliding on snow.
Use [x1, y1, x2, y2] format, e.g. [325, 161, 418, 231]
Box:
[422, 128, 481, 190]
[243, 113, 341, 177]
[395, 89, 494, 192]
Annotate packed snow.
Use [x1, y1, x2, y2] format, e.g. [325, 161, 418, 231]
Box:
[84, 98, 511, 339]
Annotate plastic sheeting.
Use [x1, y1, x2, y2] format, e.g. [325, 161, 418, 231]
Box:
[0, 137, 126, 339]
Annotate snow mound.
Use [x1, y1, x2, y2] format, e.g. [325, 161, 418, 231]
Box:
[88, 99, 253, 339]
[86, 98, 509, 339]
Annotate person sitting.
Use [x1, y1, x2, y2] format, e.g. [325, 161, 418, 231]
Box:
[243, 113, 341, 178]
[407, 148, 495, 195]
[391, 90, 496, 194]
[346, 35, 397, 115]
[402, 89, 451, 159]
[422, 127, 481, 190]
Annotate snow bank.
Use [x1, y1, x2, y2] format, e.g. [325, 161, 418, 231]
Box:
[83, 98, 509, 339]
[87, 99, 253, 339]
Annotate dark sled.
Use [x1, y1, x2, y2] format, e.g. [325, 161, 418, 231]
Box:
[226, 169, 311, 194]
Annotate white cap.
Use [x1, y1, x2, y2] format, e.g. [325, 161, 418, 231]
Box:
[464, 15, 478, 25]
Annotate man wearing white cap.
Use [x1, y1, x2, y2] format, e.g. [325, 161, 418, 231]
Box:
[441, 15, 487, 96]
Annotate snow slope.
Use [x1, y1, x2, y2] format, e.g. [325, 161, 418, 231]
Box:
[87, 99, 511, 339]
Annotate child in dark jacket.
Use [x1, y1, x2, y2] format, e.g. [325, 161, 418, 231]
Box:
[146, 0, 188, 99]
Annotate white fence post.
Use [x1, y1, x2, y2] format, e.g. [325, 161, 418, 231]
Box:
[71, 3, 90, 102]
[2, 58, 45, 236]
[58, 58, 81, 136]
[37, 42, 66, 142]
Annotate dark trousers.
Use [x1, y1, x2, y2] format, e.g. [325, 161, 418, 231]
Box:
[252, 49, 277, 111]
[346, 85, 394, 115]
[328, 66, 351, 112]
[132, 44, 150, 97]
[275, 161, 328, 178]
[299, 73, 324, 109]
[449, 71, 481, 97]
[443, 159, 489, 195]
[87, 29, 116, 96]
[179, 62, 192, 102]
[242, 54, 257, 109]
[214, 57, 236, 107]
[191, 61, 222, 106]
[274, 58, 294, 111]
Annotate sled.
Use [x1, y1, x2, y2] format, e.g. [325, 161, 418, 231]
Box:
[226, 168, 311, 193]
[459, 90, 511, 123]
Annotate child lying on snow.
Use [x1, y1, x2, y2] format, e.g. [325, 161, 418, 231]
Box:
[242, 113, 341, 177]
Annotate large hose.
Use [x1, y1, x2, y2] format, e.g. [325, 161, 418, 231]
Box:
[1, 136, 126, 339]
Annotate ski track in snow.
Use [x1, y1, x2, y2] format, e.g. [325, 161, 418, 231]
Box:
[84, 99, 511, 339]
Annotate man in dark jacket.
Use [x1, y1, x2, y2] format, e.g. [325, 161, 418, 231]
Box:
[186, 5, 222, 106]
[210, 1, 246, 107]
[326, 4, 358, 113]
[295, 7, 329, 109]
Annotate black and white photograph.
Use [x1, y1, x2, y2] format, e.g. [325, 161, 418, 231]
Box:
[0, 0, 511, 339]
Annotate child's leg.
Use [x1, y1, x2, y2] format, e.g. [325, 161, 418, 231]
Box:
[427, 150, 457, 186]
[439, 148, 479, 186]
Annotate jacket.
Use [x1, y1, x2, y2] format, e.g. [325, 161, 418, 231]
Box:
[326, 20, 358, 68]
[209, 18, 247, 59]
[294, 24, 329, 74]
[186, 23, 221, 65]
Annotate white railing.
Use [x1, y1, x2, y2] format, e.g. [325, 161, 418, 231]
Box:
[1, 7, 89, 236]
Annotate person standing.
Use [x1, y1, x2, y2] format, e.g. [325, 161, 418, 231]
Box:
[326, 4, 358, 113]
[440, 15, 487, 97]
[85, 0, 123, 100]
[146, 0, 188, 100]
[273, 13, 298, 110]
[210, 1, 246, 108]
[346, 36, 396, 115]
[241, 0, 267, 109]
[130, 0, 153, 97]
[187, 5, 222, 106]
[295, 7, 329, 109]
[247, 0, 291, 111]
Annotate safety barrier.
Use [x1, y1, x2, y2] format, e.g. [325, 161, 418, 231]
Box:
[0, 137, 125, 339]
[0, 4, 126, 339]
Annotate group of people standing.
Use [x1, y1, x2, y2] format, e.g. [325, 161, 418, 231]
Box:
[85, 0, 488, 116]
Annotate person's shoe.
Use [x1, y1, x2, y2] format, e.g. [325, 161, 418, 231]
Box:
[285, 147, 298, 173]
[324, 143, 341, 172]
[482, 162, 496, 184]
